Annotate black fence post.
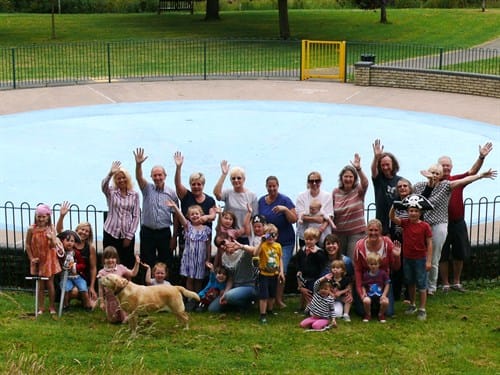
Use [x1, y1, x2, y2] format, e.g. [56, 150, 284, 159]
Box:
[11, 48, 16, 89]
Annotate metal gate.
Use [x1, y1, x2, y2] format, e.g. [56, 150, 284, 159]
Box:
[301, 40, 346, 81]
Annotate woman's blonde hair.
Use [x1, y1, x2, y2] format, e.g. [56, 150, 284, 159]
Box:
[112, 168, 133, 191]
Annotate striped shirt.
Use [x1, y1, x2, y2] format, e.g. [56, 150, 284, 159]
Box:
[101, 175, 141, 240]
[333, 185, 367, 235]
[305, 278, 336, 319]
[140, 183, 178, 229]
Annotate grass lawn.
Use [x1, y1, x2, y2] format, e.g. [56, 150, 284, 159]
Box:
[0, 9, 499, 47]
[1, 286, 499, 374]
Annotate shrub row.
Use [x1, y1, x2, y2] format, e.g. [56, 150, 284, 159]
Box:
[1, 0, 498, 13]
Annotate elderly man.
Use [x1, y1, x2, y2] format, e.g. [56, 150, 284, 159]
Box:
[438, 142, 493, 293]
[134, 147, 179, 270]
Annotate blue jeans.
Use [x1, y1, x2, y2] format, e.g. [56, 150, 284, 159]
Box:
[281, 244, 295, 275]
[207, 285, 257, 313]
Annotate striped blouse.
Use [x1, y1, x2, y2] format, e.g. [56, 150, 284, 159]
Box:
[102, 174, 141, 240]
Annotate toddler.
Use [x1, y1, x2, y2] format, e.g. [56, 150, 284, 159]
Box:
[361, 252, 390, 323]
[144, 262, 172, 286]
[300, 278, 336, 331]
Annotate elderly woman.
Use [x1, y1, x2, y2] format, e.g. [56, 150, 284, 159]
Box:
[213, 160, 258, 245]
[295, 171, 333, 247]
[258, 175, 297, 308]
[332, 153, 369, 259]
[101, 161, 141, 269]
[413, 164, 497, 295]
[353, 219, 401, 317]
[174, 151, 216, 254]
[56, 201, 98, 307]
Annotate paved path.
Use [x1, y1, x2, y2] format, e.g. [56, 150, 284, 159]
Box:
[1, 80, 499, 125]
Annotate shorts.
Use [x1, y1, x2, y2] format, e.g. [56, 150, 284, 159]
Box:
[441, 219, 470, 261]
[61, 274, 88, 292]
[257, 274, 278, 299]
[403, 257, 427, 291]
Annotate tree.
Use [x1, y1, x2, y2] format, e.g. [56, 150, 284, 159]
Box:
[278, 0, 290, 39]
[205, 0, 220, 20]
[355, 0, 388, 24]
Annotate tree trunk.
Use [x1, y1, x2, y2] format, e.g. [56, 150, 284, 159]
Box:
[205, 0, 220, 21]
[481, 0, 486, 12]
[278, 0, 290, 40]
[380, 0, 387, 24]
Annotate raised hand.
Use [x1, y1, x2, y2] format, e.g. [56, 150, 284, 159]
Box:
[479, 142, 493, 158]
[60, 201, 70, 216]
[351, 153, 361, 170]
[372, 139, 384, 157]
[110, 161, 121, 175]
[220, 160, 230, 175]
[174, 151, 184, 167]
[133, 147, 148, 164]
[481, 168, 497, 180]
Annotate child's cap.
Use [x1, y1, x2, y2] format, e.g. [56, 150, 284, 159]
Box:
[252, 214, 267, 225]
[394, 194, 433, 211]
[35, 204, 51, 216]
[57, 230, 81, 243]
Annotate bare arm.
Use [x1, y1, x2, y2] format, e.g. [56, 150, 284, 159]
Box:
[213, 160, 229, 201]
[425, 236, 433, 271]
[144, 263, 152, 285]
[166, 200, 187, 230]
[352, 153, 369, 192]
[133, 148, 148, 190]
[371, 139, 384, 179]
[389, 206, 401, 226]
[450, 168, 497, 190]
[468, 142, 493, 175]
[56, 201, 70, 234]
[173, 151, 188, 199]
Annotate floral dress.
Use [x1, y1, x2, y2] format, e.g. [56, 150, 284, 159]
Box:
[30, 225, 62, 277]
[180, 222, 212, 280]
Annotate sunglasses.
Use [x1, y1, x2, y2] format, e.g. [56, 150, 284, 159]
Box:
[231, 176, 243, 181]
[308, 179, 321, 184]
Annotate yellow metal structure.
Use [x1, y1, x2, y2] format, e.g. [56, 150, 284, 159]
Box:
[301, 40, 346, 81]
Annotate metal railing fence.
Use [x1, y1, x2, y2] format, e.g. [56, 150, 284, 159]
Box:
[0, 38, 302, 89]
[0, 39, 498, 89]
[345, 41, 500, 80]
[2, 197, 498, 252]
[1, 198, 498, 288]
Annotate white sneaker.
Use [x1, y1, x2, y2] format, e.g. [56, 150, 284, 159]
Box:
[342, 313, 351, 322]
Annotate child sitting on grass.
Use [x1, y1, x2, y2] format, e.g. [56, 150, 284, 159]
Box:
[361, 252, 390, 323]
[299, 277, 336, 331]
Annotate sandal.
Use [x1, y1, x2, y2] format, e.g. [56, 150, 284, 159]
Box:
[451, 284, 466, 293]
[442, 285, 450, 293]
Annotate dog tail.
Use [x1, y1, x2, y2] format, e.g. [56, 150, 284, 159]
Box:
[176, 286, 201, 301]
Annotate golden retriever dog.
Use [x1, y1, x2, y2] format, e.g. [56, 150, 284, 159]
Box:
[100, 274, 200, 330]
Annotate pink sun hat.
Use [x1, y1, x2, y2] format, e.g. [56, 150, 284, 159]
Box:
[35, 204, 52, 216]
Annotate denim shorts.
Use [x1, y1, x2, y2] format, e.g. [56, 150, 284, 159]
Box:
[403, 257, 427, 291]
[61, 275, 88, 292]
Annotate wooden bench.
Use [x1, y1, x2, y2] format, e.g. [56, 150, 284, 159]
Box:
[158, 0, 195, 14]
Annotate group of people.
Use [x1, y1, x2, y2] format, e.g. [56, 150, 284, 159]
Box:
[25, 141, 496, 329]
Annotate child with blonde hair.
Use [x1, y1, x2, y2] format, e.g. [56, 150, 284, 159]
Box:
[361, 252, 390, 323]
[295, 227, 328, 312]
[144, 262, 171, 286]
[329, 259, 353, 322]
[254, 224, 284, 324]
[167, 202, 212, 293]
